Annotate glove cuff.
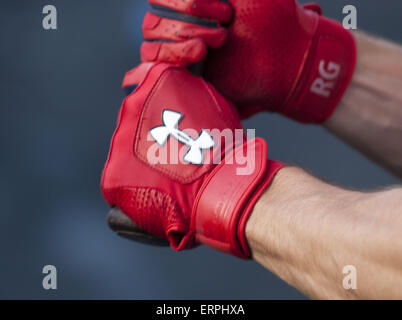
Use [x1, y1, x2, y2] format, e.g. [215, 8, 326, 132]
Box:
[191, 138, 285, 259]
[284, 14, 357, 123]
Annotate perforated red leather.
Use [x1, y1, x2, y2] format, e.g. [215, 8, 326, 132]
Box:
[101, 62, 284, 257]
[141, 0, 357, 123]
[149, 0, 232, 23]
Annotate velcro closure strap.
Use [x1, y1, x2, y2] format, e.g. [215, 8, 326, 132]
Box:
[284, 15, 356, 123]
[191, 138, 277, 259]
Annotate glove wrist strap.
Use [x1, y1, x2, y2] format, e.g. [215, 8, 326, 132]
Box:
[284, 15, 357, 123]
[191, 138, 284, 259]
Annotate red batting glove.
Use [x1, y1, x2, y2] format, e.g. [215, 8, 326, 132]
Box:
[101, 62, 284, 259]
[141, 0, 357, 123]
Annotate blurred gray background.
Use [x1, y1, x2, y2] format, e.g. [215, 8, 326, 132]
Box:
[0, 0, 400, 299]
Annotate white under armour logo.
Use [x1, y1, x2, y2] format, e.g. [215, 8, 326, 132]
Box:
[149, 110, 215, 165]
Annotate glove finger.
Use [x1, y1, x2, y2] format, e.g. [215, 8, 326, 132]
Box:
[141, 39, 207, 66]
[107, 208, 170, 247]
[143, 12, 227, 49]
[149, 0, 232, 24]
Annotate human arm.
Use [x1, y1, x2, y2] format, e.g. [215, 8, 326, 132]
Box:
[246, 166, 402, 299]
[325, 32, 402, 178]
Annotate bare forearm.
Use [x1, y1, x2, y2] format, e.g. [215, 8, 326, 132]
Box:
[325, 32, 402, 178]
[246, 167, 402, 299]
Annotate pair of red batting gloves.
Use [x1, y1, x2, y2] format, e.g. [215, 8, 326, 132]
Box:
[101, 0, 356, 259]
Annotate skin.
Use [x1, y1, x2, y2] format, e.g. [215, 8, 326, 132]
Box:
[112, 32, 402, 299]
[246, 32, 402, 299]
[325, 32, 402, 178]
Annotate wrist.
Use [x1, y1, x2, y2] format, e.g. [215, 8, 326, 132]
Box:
[245, 167, 300, 259]
[244, 166, 362, 271]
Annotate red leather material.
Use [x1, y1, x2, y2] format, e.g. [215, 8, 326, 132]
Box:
[143, 13, 227, 49]
[101, 62, 284, 257]
[281, 15, 357, 123]
[134, 63, 241, 184]
[303, 3, 322, 15]
[122, 62, 154, 89]
[192, 139, 285, 258]
[141, 0, 357, 124]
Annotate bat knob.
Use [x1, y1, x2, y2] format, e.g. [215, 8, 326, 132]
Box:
[107, 208, 170, 247]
